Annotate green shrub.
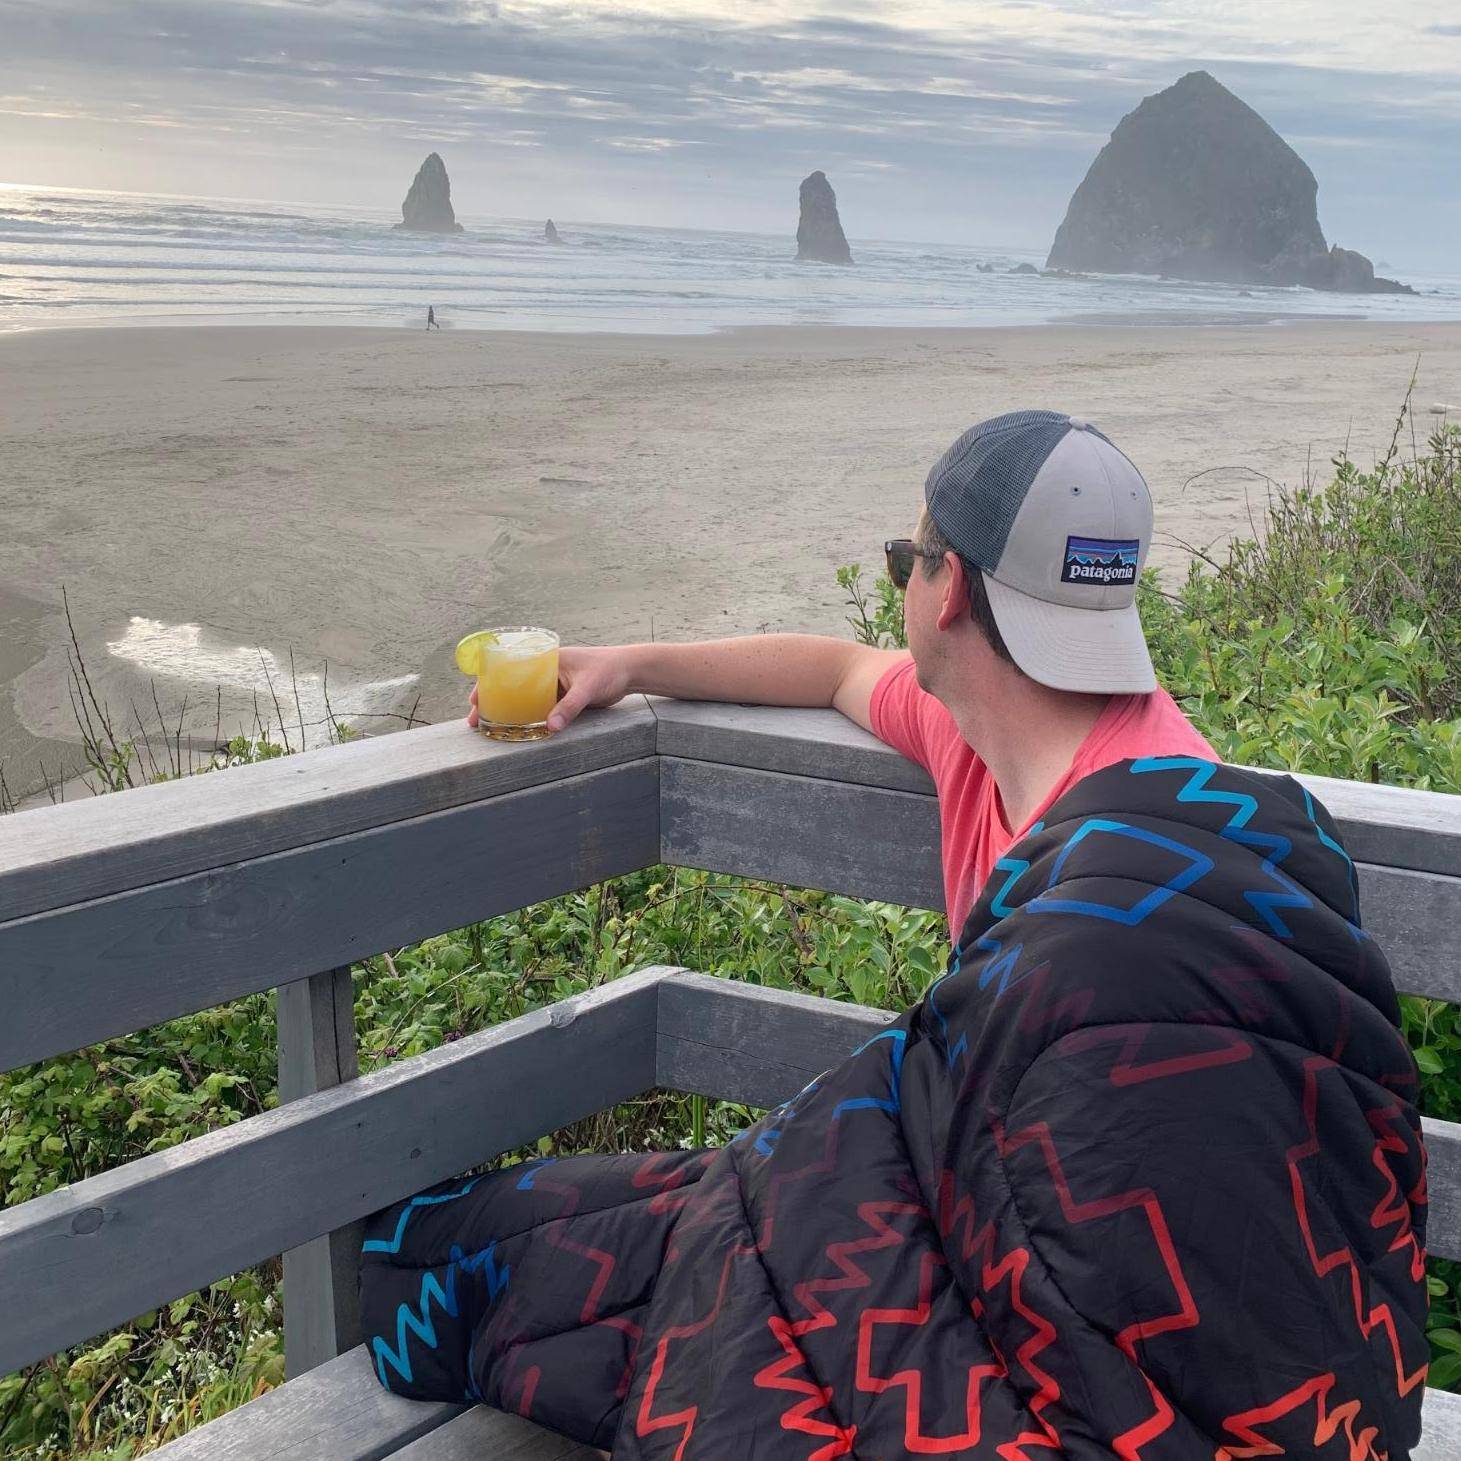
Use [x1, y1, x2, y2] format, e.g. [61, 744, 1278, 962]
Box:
[1137, 421, 1461, 791]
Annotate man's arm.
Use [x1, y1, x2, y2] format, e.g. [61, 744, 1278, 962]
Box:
[466, 635, 908, 735]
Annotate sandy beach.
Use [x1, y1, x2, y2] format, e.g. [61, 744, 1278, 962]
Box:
[2, 319, 1459, 801]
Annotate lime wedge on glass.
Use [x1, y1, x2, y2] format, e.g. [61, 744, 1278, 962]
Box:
[454, 630, 498, 676]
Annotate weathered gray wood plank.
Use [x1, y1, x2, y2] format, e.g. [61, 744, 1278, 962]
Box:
[1418, 1386, 1461, 1461]
[659, 758, 1461, 1005]
[659, 757, 943, 911]
[649, 697, 934, 795]
[391, 1406, 602, 1459]
[656, 973, 893, 1109]
[650, 701, 1461, 877]
[148, 1344, 461, 1461]
[145, 1320, 1461, 1461]
[0, 759, 659, 1072]
[0, 967, 674, 1375]
[147, 1313, 1461, 1461]
[279, 966, 365, 1379]
[1364, 865, 1461, 1005]
[1424, 1115, 1461, 1263]
[142, 1335, 1461, 1461]
[0, 702, 656, 921]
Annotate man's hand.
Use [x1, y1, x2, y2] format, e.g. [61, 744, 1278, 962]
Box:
[467, 645, 632, 732]
[465, 635, 908, 735]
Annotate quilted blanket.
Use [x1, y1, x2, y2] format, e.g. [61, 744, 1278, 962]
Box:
[361, 756, 1429, 1457]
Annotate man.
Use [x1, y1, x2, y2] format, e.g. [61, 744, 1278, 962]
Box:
[369, 412, 1428, 1457]
[471, 408, 1216, 936]
[426, 305, 440, 330]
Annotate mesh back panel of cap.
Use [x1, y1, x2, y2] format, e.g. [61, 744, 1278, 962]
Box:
[924, 409, 1084, 570]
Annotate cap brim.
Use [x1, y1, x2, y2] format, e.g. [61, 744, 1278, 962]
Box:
[982, 572, 1157, 694]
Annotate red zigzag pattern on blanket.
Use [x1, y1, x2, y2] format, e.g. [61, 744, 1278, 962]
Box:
[752, 1200, 922, 1458]
[1218, 1056, 1429, 1458]
[988, 1114, 1202, 1458]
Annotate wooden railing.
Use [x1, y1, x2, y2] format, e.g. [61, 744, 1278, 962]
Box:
[2, 696, 1459, 1390]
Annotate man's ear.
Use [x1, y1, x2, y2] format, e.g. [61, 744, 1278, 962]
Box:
[937, 551, 967, 631]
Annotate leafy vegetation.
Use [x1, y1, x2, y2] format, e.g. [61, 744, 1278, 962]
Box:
[2, 411, 1459, 1451]
[1141, 417, 1461, 792]
[0, 859, 945, 1457]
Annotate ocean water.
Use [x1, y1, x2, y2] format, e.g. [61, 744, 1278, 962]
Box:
[2, 184, 1458, 335]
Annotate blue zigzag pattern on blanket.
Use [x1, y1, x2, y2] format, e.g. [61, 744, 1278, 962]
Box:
[1300, 784, 1364, 933]
[752, 1077, 822, 1156]
[750, 1030, 905, 1155]
[362, 1176, 483, 1256]
[1028, 817, 1213, 926]
[1131, 757, 1312, 938]
[831, 1029, 907, 1119]
[928, 830, 1052, 1056]
[514, 1157, 557, 1190]
[928, 830, 1040, 1065]
[988, 824, 1043, 918]
[925, 952, 965, 1069]
[371, 1241, 509, 1390]
[974, 933, 1026, 1001]
[927, 932, 1024, 1059]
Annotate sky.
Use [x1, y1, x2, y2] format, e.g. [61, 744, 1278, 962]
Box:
[2, 0, 1459, 268]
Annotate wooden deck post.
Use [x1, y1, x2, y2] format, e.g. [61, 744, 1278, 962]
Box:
[278, 965, 364, 1378]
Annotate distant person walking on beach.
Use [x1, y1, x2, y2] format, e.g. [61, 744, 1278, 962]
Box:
[425, 305, 439, 330]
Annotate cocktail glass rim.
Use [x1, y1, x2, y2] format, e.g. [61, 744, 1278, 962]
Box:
[479, 625, 560, 651]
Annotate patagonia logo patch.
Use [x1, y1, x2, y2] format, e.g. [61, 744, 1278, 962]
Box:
[1061, 536, 1139, 585]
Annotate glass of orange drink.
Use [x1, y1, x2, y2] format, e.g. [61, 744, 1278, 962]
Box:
[457, 627, 560, 741]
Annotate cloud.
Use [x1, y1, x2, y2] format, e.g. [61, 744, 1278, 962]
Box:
[0, 0, 1456, 267]
[606, 135, 702, 151]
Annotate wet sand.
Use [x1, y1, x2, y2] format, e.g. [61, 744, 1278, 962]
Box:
[2, 320, 1458, 802]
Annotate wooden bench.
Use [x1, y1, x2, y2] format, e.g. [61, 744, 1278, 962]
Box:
[2, 699, 1459, 1457]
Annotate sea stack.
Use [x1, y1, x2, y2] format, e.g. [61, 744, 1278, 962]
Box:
[396, 152, 464, 233]
[796, 171, 852, 264]
[544, 218, 561, 243]
[1046, 72, 1411, 293]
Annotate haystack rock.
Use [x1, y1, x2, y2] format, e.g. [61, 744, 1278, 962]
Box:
[396, 152, 463, 233]
[796, 171, 852, 264]
[1047, 72, 1412, 294]
[544, 218, 561, 243]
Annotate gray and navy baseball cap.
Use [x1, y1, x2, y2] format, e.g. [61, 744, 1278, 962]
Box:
[924, 409, 1156, 693]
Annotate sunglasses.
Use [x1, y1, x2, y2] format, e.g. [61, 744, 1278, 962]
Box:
[884, 539, 942, 590]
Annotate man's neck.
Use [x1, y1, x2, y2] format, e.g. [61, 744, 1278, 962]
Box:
[945, 678, 1113, 832]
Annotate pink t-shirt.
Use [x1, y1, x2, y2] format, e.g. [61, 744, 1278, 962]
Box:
[870, 659, 1217, 942]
